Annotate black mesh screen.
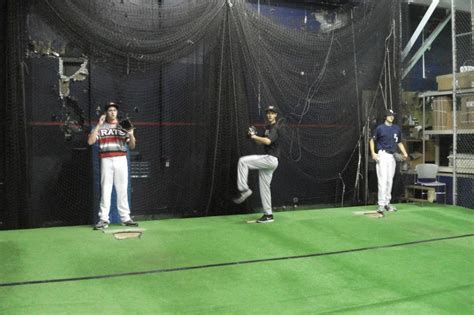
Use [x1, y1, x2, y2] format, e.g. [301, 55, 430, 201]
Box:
[3, 0, 28, 229]
[3, 0, 400, 228]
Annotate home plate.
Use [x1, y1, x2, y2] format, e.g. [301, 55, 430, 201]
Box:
[246, 220, 258, 224]
[103, 228, 146, 239]
[353, 210, 384, 218]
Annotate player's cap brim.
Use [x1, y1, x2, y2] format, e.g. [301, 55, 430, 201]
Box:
[105, 102, 119, 111]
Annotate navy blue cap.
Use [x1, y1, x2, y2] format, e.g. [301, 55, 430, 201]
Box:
[265, 105, 278, 113]
[105, 102, 119, 111]
[384, 109, 396, 117]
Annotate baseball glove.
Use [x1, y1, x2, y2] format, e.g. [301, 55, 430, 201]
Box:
[247, 125, 257, 137]
[120, 118, 134, 130]
[393, 152, 405, 162]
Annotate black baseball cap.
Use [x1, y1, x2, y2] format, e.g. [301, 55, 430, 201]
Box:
[104, 102, 119, 111]
[265, 105, 278, 113]
[384, 109, 396, 117]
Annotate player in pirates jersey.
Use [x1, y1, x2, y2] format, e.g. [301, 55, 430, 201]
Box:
[369, 109, 408, 215]
[88, 102, 138, 229]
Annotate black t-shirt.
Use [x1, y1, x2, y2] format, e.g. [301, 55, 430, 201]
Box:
[264, 122, 280, 158]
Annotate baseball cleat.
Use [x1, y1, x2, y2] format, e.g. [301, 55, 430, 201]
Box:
[385, 204, 398, 212]
[233, 189, 252, 204]
[94, 220, 109, 230]
[376, 205, 385, 217]
[256, 214, 274, 223]
[122, 220, 139, 227]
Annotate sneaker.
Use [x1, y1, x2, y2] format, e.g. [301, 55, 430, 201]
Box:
[256, 214, 274, 223]
[94, 220, 109, 230]
[232, 189, 252, 204]
[122, 220, 139, 227]
[376, 205, 385, 216]
[385, 204, 398, 212]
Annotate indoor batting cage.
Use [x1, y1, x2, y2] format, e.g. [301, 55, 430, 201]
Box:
[2, 0, 472, 230]
[2, 2, 474, 314]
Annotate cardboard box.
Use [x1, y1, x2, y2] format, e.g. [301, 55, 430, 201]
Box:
[403, 91, 432, 127]
[431, 96, 453, 130]
[436, 71, 474, 90]
[425, 140, 435, 162]
[408, 157, 423, 171]
[459, 96, 474, 129]
[402, 139, 435, 162]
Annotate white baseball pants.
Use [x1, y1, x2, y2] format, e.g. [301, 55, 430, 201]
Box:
[376, 150, 396, 207]
[237, 155, 278, 215]
[99, 155, 132, 223]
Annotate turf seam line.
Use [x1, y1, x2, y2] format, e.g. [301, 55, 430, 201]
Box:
[1, 233, 473, 287]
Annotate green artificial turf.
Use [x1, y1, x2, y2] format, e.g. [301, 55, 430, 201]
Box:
[0, 204, 473, 314]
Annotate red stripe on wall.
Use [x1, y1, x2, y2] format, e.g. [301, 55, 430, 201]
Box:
[28, 121, 351, 128]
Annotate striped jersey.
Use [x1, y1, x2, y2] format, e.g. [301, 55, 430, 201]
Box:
[96, 122, 130, 158]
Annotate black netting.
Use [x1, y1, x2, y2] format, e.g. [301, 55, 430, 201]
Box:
[0, 0, 5, 228]
[4, 0, 400, 228]
[3, 0, 29, 230]
[455, 6, 474, 209]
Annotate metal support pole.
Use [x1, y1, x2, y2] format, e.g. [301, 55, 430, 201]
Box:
[451, 0, 457, 205]
[402, 14, 451, 79]
[402, 0, 440, 61]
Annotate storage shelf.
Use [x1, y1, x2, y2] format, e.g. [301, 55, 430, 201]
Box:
[424, 129, 474, 135]
[413, 89, 474, 176]
[439, 166, 452, 173]
[418, 88, 474, 98]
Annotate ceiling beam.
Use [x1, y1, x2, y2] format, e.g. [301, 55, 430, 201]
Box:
[402, 13, 451, 79]
[405, 0, 472, 13]
[402, 0, 440, 61]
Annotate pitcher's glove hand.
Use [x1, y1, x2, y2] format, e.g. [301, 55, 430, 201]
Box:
[120, 118, 134, 131]
[247, 125, 257, 138]
[394, 152, 406, 162]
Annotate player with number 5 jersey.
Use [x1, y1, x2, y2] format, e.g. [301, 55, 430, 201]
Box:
[369, 109, 408, 215]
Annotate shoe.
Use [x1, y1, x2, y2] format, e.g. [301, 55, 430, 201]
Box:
[256, 214, 274, 223]
[94, 220, 109, 230]
[122, 220, 139, 227]
[376, 205, 385, 216]
[385, 204, 398, 212]
[232, 189, 252, 204]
